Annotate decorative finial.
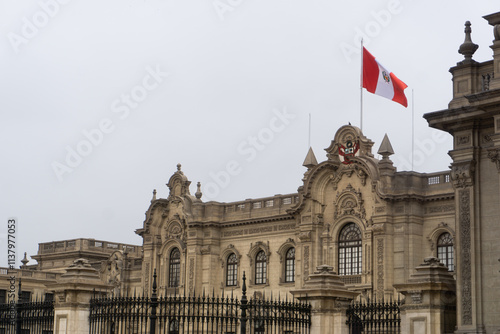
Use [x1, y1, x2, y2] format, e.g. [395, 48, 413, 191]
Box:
[177, 163, 182, 172]
[195, 182, 202, 199]
[302, 147, 318, 169]
[377, 134, 394, 159]
[21, 252, 29, 267]
[152, 268, 157, 293]
[242, 271, 247, 297]
[151, 189, 157, 202]
[458, 21, 478, 64]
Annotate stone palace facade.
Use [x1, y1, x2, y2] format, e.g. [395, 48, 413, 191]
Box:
[3, 10, 500, 334]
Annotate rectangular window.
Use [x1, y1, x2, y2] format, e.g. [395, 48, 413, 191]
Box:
[265, 200, 274, 207]
[282, 198, 292, 205]
[0, 290, 6, 304]
[20, 291, 31, 303]
[255, 261, 267, 285]
[428, 176, 440, 185]
[253, 202, 262, 209]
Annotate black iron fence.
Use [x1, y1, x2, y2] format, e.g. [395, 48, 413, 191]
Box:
[0, 279, 54, 334]
[346, 297, 401, 334]
[89, 271, 311, 334]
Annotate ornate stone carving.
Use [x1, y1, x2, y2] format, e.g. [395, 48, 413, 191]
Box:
[247, 241, 270, 266]
[103, 252, 124, 292]
[451, 160, 475, 188]
[408, 290, 423, 304]
[377, 239, 384, 297]
[219, 244, 241, 268]
[395, 206, 405, 213]
[425, 205, 455, 214]
[334, 184, 366, 221]
[459, 189, 472, 325]
[487, 148, 500, 172]
[314, 264, 334, 274]
[164, 220, 186, 243]
[304, 246, 310, 281]
[298, 231, 311, 242]
[200, 245, 211, 255]
[330, 165, 369, 190]
[144, 262, 150, 293]
[356, 167, 367, 186]
[189, 258, 194, 293]
[456, 135, 471, 147]
[57, 292, 66, 303]
[166, 164, 191, 199]
[372, 224, 385, 234]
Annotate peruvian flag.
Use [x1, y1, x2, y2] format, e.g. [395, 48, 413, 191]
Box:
[362, 47, 408, 107]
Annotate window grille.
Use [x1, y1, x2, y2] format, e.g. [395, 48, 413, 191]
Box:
[437, 232, 454, 271]
[169, 248, 181, 287]
[285, 247, 295, 282]
[226, 253, 238, 286]
[255, 251, 267, 284]
[338, 223, 362, 276]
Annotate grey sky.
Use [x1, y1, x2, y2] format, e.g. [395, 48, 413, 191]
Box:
[1, 0, 498, 266]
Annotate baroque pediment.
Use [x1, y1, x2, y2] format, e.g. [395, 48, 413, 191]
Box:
[334, 184, 366, 221]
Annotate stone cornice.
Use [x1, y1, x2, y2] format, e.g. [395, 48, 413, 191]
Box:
[188, 214, 294, 228]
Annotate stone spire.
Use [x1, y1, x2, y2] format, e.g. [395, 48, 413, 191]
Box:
[458, 21, 478, 65]
[377, 134, 394, 159]
[378, 134, 396, 173]
[151, 189, 157, 202]
[302, 147, 318, 169]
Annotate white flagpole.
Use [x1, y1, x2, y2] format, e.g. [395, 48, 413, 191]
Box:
[308, 113, 311, 148]
[360, 39, 364, 131]
[412, 89, 415, 171]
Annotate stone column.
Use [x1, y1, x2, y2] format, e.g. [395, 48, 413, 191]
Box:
[291, 265, 359, 334]
[394, 257, 456, 334]
[47, 258, 111, 334]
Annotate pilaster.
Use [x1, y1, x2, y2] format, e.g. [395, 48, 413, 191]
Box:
[291, 265, 359, 334]
[395, 257, 456, 334]
[47, 258, 111, 334]
[483, 12, 500, 90]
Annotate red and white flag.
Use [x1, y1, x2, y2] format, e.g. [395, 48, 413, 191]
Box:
[362, 47, 408, 107]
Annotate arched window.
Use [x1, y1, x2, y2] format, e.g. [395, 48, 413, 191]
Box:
[338, 223, 362, 276]
[285, 247, 295, 282]
[226, 253, 238, 286]
[169, 319, 179, 334]
[168, 248, 181, 287]
[255, 250, 267, 285]
[437, 232, 454, 271]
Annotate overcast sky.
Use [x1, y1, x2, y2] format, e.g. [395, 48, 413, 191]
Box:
[1, 0, 498, 267]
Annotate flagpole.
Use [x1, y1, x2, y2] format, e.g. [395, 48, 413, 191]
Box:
[411, 89, 415, 171]
[360, 39, 364, 131]
[308, 113, 311, 148]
